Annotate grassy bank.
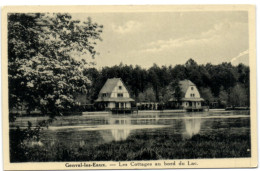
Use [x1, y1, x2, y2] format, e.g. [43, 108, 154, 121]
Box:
[10, 128, 250, 162]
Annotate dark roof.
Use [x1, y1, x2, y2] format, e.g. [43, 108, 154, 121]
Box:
[96, 78, 134, 103]
[95, 97, 135, 102]
[179, 79, 195, 94]
[99, 78, 121, 94]
[169, 79, 204, 102]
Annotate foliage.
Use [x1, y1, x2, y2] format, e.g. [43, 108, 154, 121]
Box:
[200, 87, 214, 105]
[170, 79, 183, 103]
[10, 126, 250, 162]
[218, 87, 229, 107]
[85, 59, 249, 107]
[229, 84, 248, 106]
[8, 13, 103, 160]
[158, 87, 172, 104]
[10, 119, 53, 162]
[8, 13, 103, 115]
[137, 87, 156, 102]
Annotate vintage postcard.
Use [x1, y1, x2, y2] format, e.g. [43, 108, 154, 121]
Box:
[2, 5, 257, 170]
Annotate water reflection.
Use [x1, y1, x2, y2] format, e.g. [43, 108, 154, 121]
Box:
[100, 115, 168, 142]
[109, 117, 131, 141]
[101, 116, 132, 142]
[25, 111, 249, 150]
[183, 114, 203, 139]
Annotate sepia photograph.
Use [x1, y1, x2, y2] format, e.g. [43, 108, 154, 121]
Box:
[2, 5, 257, 170]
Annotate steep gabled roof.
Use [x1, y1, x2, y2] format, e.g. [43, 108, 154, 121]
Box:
[179, 79, 196, 94]
[169, 79, 200, 102]
[95, 78, 135, 102]
[99, 78, 121, 94]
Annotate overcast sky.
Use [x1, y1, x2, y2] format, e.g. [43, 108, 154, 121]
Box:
[72, 11, 249, 68]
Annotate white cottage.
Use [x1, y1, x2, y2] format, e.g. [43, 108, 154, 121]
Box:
[95, 78, 135, 110]
[170, 79, 204, 110]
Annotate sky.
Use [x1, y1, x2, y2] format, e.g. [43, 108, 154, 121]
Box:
[72, 11, 249, 68]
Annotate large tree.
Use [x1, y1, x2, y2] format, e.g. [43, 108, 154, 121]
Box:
[218, 87, 229, 107]
[8, 13, 103, 116]
[200, 87, 214, 106]
[229, 84, 248, 107]
[137, 87, 156, 102]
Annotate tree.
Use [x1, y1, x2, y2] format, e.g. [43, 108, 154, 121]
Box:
[137, 92, 146, 102]
[200, 87, 214, 106]
[206, 62, 237, 96]
[218, 89, 229, 107]
[169, 80, 183, 103]
[170, 64, 187, 80]
[158, 87, 172, 104]
[8, 13, 103, 116]
[83, 68, 103, 102]
[185, 58, 198, 67]
[81, 58, 249, 109]
[229, 84, 248, 107]
[237, 64, 250, 105]
[138, 87, 156, 102]
[148, 64, 160, 101]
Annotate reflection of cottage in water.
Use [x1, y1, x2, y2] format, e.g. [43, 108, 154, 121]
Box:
[109, 117, 132, 141]
[100, 115, 164, 143]
[182, 115, 202, 139]
[100, 117, 132, 142]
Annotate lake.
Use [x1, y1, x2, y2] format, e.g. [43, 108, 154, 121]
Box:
[10, 110, 251, 162]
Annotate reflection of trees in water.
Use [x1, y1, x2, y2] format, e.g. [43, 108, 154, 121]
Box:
[183, 114, 202, 139]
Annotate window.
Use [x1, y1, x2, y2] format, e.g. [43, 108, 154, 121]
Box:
[102, 93, 107, 97]
[117, 93, 123, 97]
[191, 87, 194, 90]
[190, 94, 192, 97]
[119, 86, 122, 90]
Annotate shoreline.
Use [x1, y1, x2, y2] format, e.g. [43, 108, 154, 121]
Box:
[82, 108, 229, 115]
[11, 108, 249, 117]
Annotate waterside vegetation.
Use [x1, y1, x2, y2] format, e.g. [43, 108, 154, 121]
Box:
[10, 126, 250, 162]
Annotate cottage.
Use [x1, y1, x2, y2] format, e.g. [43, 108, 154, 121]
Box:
[95, 78, 135, 111]
[170, 79, 204, 111]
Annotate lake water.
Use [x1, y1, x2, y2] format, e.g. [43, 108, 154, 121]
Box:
[10, 110, 251, 161]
